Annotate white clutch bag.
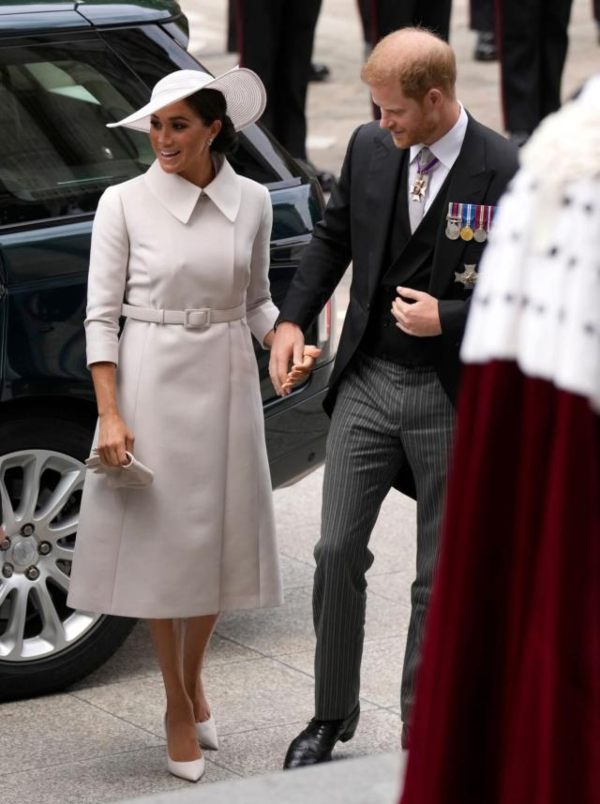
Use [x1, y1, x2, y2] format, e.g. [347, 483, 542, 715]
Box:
[85, 450, 154, 489]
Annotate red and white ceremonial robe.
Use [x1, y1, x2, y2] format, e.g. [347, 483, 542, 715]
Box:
[400, 86, 600, 804]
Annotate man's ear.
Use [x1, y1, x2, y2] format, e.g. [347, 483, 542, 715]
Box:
[427, 88, 443, 108]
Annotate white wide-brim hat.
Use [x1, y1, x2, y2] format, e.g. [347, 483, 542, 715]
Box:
[106, 66, 266, 132]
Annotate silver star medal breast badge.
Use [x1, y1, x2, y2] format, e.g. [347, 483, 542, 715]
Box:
[454, 263, 479, 288]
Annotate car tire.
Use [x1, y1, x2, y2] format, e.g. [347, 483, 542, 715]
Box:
[0, 415, 136, 701]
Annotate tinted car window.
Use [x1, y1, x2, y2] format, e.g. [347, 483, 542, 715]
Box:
[228, 134, 283, 186]
[0, 40, 155, 228]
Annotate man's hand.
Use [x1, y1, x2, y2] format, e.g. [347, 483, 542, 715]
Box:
[269, 321, 305, 396]
[391, 287, 442, 337]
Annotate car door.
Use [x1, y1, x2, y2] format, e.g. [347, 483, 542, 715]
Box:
[0, 250, 6, 401]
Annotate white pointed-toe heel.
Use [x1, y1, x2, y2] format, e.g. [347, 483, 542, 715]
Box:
[164, 714, 205, 782]
[196, 714, 219, 750]
[166, 753, 205, 782]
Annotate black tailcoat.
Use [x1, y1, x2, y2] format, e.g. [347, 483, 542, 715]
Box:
[278, 116, 518, 494]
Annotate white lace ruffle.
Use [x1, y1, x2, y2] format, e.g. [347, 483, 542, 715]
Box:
[461, 76, 600, 412]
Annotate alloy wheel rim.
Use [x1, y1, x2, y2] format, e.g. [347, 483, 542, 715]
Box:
[0, 449, 100, 662]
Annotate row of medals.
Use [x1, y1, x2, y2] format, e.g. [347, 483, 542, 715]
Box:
[445, 207, 490, 242]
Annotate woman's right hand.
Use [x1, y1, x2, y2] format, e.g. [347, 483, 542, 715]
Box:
[281, 345, 322, 392]
[97, 412, 134, 467]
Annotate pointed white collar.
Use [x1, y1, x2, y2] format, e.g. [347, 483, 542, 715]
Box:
[143, 156, 242, 224]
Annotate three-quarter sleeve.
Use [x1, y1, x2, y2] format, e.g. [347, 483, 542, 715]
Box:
[245, 188, 279, 346]
[84, 186, 129, 367]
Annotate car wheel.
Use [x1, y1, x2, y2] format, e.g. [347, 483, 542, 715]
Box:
[0, 416, 135, 701]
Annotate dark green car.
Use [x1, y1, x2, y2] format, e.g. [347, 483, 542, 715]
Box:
[0, 0, 334, 699]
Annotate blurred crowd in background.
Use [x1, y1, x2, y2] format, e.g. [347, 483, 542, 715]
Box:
[224, 0, 599, 185]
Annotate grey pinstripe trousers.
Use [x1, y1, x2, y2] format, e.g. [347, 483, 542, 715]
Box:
[313, 352, 455, 724]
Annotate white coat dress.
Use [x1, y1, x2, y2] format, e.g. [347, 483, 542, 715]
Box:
[67, 157, 283, 618]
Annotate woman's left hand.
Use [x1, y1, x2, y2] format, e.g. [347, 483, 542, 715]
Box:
[281, 345, 322, 392]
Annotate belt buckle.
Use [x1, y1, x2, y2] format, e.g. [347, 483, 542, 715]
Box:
[184, 308, 211, 329]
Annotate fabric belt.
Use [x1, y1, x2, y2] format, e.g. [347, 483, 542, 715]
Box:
[121, 303, 245, 329]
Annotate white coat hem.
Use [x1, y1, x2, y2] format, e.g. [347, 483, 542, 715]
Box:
[66, 590, 284, 620]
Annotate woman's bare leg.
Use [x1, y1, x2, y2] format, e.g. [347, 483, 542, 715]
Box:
[147, 618, 201, 762]
[182, 614, 219, 722]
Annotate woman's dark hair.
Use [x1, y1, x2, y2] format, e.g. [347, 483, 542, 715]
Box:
[184, 88, 238, 155]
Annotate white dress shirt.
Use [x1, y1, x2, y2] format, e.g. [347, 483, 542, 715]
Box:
[408, 103, 468, 214]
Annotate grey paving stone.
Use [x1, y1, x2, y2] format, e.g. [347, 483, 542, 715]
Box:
[119, 752, 403, 804]
[367, 493, 417, 575]
[204, 634, 265, 667]
[0, 694, 162, 776]
[0, 747, 237, 804]
[215, 587, 316, 656]
[366, 571, 412, 603]
[364, 590, 408, 640]
[357, 638, 407, 710]
[278, 554, 316, 589]
[272, 650, 316, 678]
[70, 675, 176, 736]
[68, 622, 158, 690]
[72, 657, 316, 739]
[274, 471, 323, 565]
[201, 657, 317, 737]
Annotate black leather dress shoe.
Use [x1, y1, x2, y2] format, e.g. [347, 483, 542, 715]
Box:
[309, 62, 331, 82]
[283, 704, 360, 769]
[474, 31, 497, 62]
[401, 722, 410, 750]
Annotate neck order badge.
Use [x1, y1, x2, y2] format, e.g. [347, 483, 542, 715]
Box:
[410, 147, 440, 202]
